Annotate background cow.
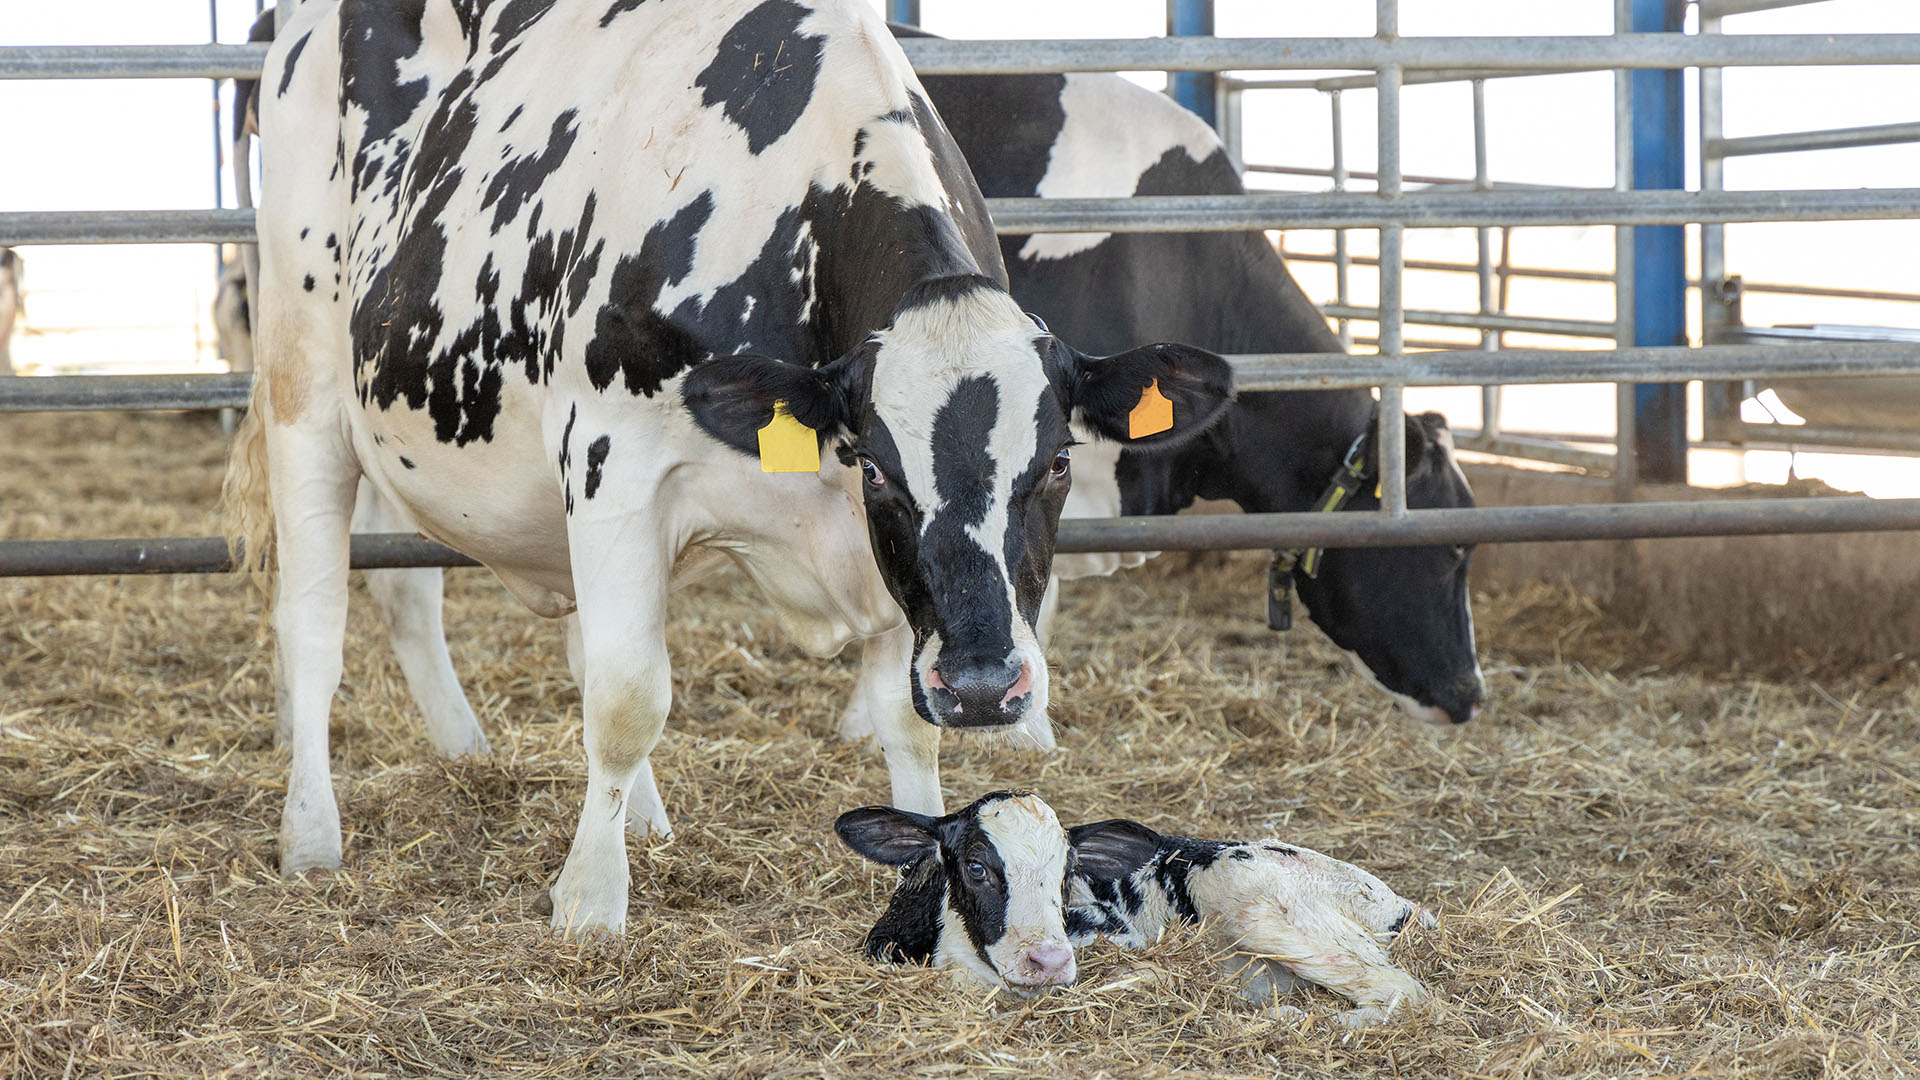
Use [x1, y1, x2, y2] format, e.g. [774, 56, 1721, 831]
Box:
[912, 51, 1486, 727]
[232, 0, 1229, 935]
[1, 247, 22, 376]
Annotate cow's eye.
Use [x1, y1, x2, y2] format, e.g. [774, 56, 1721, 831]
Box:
[860, 457, 886, 487]
[966, 860, 989, 883]
[1050, 448, 1071, 478]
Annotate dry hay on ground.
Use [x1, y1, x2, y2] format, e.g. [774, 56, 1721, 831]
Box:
[2, 411, 1917, 1079]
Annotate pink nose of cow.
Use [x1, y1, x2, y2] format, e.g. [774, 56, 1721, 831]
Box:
[1018, 943, 1076, 986]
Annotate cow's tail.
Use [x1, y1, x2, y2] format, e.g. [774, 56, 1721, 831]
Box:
[223, 374, 277, 602]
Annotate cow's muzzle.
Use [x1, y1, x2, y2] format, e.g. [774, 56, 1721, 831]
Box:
[925, 655, 1033, 729]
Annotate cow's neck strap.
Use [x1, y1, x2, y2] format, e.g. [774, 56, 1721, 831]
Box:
[1266, 422, 1375, 632]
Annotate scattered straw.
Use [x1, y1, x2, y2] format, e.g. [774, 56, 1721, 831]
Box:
[2, 412, 1916, 1078]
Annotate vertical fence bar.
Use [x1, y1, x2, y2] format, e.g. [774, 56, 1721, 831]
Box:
[209, 0, 225, 281]
[1167, 0, 1218, 129]
[1330, 90, 1354, 350]
[1217, 80, 1244, 173]
[887, 0, 921, 26]
[1376, 0, 1407, 517]
[1697, 6, 1744, 439]
[1472, 77, 1501, 437]
[1631, 0, 1691, 484]
[1614, 0, 1640, 495]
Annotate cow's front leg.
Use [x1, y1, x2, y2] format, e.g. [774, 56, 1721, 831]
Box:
[549, 526, 673, 937]
[566, 614, 670, 842]
[861, 624, 944, 816]
[354, 479, 488, 757]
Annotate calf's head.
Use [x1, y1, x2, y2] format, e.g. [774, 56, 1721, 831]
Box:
[836, 790, 1078, 991]
[687, 276, 1232, 730]
[1294, 412, 1484, 725]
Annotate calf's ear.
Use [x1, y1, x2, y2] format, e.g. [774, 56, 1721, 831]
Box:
[1068, 819, 1164, 880]
[835, 806, 941, 866]
[1059, 341, 1234, 449]
[681, 353, 857, 459]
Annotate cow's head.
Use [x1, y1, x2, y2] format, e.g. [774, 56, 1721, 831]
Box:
[1294, 411, 1484, 725]
[685, 275, 1232, 730]
[836, 790, 1077, 992]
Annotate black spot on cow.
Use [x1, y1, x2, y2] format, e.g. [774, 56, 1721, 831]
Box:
[584, 192, 713, 396]
[324, 233, 337, 249]
[489, 0, 556, 54]
[694, 1, 824, 155]
[399, 455, 416, 469]
[303, 274, 316, 292]
[500, 104, 525, 132]
[276, 29, 312, 97]
[1229, 848, 1253, 861]
[299, 227, 310, 241]
[1264, 844, 1300, 857]
[340, 0, 431, 199]
[929, 376, 997, 529]
[483, 110, 578, 233]
[584, 435, 611, 499]
[558, 403, 577, 514]
[599, 0, 649, 27]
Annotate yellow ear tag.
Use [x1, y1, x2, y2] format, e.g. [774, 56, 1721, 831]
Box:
[757, 401, 820, 474]
[1128, 378, 1174, 439]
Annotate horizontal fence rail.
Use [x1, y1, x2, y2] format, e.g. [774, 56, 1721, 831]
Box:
[7, 35, 1920, 81]
[4, 343, 1917, 413]
[6, 497, 1918, 577]
[12, 188, 1920, 246]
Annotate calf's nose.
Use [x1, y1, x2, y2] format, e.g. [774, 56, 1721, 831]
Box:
[1019, 942, 1076, 986]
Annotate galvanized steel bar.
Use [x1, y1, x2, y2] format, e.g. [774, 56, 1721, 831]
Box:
[1710, 121, 1920, 159]
[13, 189, 1920, 247]
[9, 497, 1919, 577]
[10, 34, 1920, 83]
[1614, 0, 1641, 497]
[0, 373, 252, 412]
[1319, 305, 1618, 337]
[6, 343, 1917, 413]
[1696, 0, 1833, 19]
[0, 209, 254, 246]
[1375, 1, 1409, 518]
[1230, 67, 1595, 93]
[1329, 90, 1354, 349]
[1472, 76, 1502, 437]
[1704, 419, 1920, 455]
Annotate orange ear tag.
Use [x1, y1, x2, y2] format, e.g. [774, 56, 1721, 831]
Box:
[757, 401, 820, 473]
[1128, 378, 1174, 439]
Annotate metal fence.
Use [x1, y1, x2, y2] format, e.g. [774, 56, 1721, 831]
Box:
[4, 2, 1920, 576]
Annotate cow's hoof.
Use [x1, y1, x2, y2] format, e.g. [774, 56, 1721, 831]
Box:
[429, 726, 491, 759]
[279, 840, 343, 876]
[548, 866, 629, 938]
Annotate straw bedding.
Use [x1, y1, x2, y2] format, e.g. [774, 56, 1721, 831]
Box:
[2, 412, 1916, 1078]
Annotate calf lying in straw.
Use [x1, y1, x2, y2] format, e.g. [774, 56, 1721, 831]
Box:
[836, 791, 1434, 1025]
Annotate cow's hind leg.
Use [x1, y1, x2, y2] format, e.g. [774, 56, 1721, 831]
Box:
[353, 479, 489, 757]
[258, 414, 361, 874]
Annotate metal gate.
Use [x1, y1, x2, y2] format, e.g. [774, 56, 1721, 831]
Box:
[3, 0, 1920, 577]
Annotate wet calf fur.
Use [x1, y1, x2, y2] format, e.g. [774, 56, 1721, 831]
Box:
[841, 794, 1433, 1024]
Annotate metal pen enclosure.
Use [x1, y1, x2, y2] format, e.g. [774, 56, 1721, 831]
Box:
[2, 2, 1920, 576]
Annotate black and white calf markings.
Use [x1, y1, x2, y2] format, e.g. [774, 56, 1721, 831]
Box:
[230, 0, 1231, 935]
[840, 793, 1435, 1026]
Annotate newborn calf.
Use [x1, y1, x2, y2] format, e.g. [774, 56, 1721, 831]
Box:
[835, 790, 1078, 992]
[1067, 818, 1435, 1026]
[838, 795, 1433, 1024]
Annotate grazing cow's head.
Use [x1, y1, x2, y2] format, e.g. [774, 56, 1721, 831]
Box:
[685, 276, 1232, 730]
[836, 790, 1078, 992]
[1295, 412, 1484, 725]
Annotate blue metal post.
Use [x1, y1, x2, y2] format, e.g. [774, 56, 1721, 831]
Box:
[1167, 0, 1217, 129]
[1630, 0, 1689, 483]
[887, 0, 920, 27]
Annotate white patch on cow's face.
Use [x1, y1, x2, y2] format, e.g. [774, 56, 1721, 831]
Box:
[1018, 73, 1222, 262]
[967, 794, 1074, 989]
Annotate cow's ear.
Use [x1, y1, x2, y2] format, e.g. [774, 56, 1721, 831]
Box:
[1068, 819, 1163, 880]
[681, 354, 854, 458]
[1060, 341, 1234, 449]
[1364, 411, 1437, 478]
[836, 806, 940, 866]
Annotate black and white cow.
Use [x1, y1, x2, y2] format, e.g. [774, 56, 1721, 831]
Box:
[911, 52, 1485, 727]
[839, 793, 1434, 1025]
[230, 0, 1231, 934]
[0, 247, 22, 376]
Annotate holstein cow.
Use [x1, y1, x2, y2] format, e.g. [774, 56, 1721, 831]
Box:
[1, 247, 22, 375]
[230, 0, 1231, 934]
[838, 791, 1435, 1025]
[910, 50, 1486, 727]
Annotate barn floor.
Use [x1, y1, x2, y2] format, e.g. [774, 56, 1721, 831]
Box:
[2, 412, 1917, 1079]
